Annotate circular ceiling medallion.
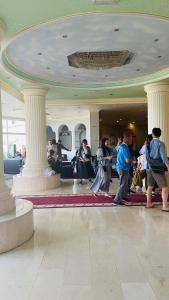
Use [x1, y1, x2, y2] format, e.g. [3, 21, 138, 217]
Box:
[2, 13, 169, 89]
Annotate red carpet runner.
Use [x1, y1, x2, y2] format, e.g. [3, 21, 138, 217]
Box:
[20, 194, 162, 208]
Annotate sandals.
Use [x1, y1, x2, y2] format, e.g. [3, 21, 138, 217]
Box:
[162, 208, 169, 212]
[145, 204, 155, 209]
[104, 193, 111, 198]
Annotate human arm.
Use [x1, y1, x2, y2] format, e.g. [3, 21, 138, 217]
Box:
[159, 143, 169, 171]
[61, 144, 70, 151]
[123, 146, 132, 163]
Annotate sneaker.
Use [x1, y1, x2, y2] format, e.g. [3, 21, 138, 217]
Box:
[113, 201, 125, 206]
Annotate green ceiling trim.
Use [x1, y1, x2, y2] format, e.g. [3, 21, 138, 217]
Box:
[1, 0, 169, 37]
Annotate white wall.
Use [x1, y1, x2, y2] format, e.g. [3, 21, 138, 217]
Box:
[47, 114, 91, 160]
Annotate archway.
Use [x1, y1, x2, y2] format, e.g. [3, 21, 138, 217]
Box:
[46, 126, 56, 142]
[58, 125, 72, 150]
[75, 124, 86, 149]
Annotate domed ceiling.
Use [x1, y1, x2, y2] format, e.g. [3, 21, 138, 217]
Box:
[3, 13, 169, 89]
[0, 0, 169, 100]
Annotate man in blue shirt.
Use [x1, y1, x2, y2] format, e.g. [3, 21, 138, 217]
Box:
[113, 131, 133, 205]
[146, 128, 169, 211]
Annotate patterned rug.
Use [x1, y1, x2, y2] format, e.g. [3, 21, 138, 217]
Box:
[20, 193, 162, 208]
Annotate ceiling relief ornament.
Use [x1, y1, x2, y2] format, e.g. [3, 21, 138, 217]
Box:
[68, 51, 133, 70]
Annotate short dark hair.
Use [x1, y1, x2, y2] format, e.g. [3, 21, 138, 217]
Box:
[122, 130, 133, 139]
[82, 139, 87, 144]
[152, 128, 161, 138]
[101, 138, 109, 147]
[146, 134, 153, 142]
[58, 139, 62, 143]
[49, 149, 54, 156]
[52, 139, 56, 144]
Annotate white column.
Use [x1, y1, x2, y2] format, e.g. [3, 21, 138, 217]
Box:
[144, 83, 169, 154]
[89, 110, 100, 155]
[0, 21, 33, 254]
[13, 86, 60, 195]
[22, 87, 48, 177]
[0, 89, 15, 215]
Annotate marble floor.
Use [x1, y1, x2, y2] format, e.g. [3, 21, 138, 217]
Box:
[1, 177, 169, 300]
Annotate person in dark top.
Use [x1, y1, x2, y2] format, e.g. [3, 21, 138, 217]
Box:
[77, 139, 93, 184]
[56, 139, 70, 160]
[48, 150, 61, 174]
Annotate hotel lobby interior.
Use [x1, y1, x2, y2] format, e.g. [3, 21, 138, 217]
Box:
[1, 1, 169, 299]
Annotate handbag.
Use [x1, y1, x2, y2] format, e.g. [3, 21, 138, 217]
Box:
[148, 157, 165, 173]
[147, 144, 165, 173]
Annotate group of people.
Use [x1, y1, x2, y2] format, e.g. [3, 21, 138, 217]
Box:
[47, 129, 169, 212]
[77, 128, 169, 212]
[110, 128, 169, 211]
[47, 138, 70, 174]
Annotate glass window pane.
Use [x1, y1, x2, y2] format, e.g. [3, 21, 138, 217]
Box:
[2, 119, 7, 132]
[7, 120, 25, 133]
[7, 134, 26, 157]
[3, 134, 8, 157]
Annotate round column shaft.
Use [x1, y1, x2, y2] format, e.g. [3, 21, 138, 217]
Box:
[145, 83, 169, 154]
[13, 86, 60, 195]
[0, 89, 15, 215]
[22, 87, 48, 177]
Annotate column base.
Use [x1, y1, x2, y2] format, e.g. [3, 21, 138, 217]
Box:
[0, 199, 34, 253]
[12, 174, 60, 196]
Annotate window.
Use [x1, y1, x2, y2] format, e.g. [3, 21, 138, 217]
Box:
[2, 119, 26, 157]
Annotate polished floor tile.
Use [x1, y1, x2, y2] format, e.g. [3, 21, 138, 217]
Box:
[1, 177, 169, 300]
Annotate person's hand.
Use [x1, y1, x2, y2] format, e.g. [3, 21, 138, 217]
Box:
[119, 169, 123, 176]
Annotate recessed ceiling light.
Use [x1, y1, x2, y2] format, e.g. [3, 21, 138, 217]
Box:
[74, 94, 78, 97]
[136, 68, 140, 71]
[109, 93, 114, 96]
[116, 120, 119, 123]
[46, 66, 50, 70]
[73, 74, 76, 77]
[105, 75, 108, 77]
[37, 52, 42, 55]
[62, 35, 68, 38]
[157, 55, 162, 58]
[120, 118, 122, 121]
[114, 28, 119, 31]
[154, 38, 159, 42]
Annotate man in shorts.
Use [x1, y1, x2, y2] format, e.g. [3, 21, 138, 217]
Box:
[146, 128, 169, 211]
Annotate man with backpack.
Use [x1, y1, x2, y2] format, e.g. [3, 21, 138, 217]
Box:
[146, 128, 169, 211]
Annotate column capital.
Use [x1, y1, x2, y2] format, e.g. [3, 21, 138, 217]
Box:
[21, 85, 49, 97]
[89, 106, 100, 113]
[144, 82, 169, 94]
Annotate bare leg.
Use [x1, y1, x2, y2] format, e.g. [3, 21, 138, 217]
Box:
[146, 186, 154, 208]
[162, 186, 169, 210]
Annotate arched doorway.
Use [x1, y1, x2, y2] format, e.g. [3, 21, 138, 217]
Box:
[58, 125, 72, 150]
[75, 124, 86, 149]
[46, 126, 56, 142]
